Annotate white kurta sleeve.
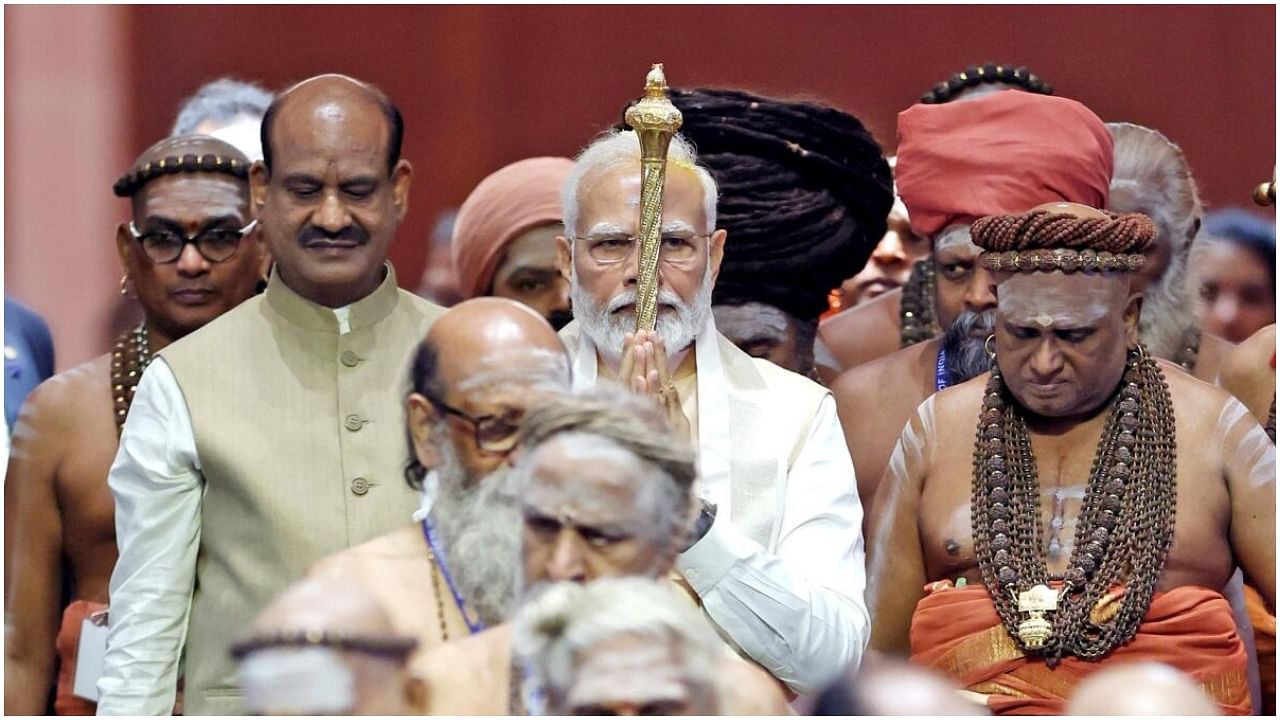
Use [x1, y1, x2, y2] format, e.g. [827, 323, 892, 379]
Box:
[96, 358, 202, 715]
[675, 393, 867, 695]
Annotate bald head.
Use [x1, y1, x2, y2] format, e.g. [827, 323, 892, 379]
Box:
[427, 297, 568, 383]
[1067, 662, 1219, 715]
[260, 73, 403, 176]
[237, 578, 423, 715]
[251, 577, 396, 639]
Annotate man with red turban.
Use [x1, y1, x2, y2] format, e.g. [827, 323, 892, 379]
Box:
[829, 90, 1114, 515]
[450, 157, 575, 330]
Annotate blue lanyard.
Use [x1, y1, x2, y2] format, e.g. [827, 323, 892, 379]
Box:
[421, 517, 485, 635]
[935, 346, 949, 392]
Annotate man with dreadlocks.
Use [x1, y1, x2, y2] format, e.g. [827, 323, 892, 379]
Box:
[868, 202, 1275, 715]
[4, 135, 265, 714]
[831, 91, 1113, 515]
[666, 87, 893, 383]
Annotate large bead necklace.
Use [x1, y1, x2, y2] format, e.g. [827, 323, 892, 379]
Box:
[110, 323, 153, 435]
[971, 345, 1177, 665]
[899, 258, 940, 347]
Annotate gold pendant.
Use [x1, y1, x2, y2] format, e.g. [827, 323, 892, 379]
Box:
[1017, 584, 1059, 649]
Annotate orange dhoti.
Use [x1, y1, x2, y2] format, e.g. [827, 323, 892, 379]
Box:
[1243, 584, 1275, 715]
[53, 599, 106, 716]
[910, 583, 1251, 715]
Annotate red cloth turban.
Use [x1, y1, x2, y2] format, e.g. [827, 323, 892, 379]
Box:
[895, 91, 1114, 239]
[451, 157, 573, 298]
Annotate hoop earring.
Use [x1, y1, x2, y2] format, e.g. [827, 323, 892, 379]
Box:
[119, 275, 130, 296]
[984, 333, 997, 361]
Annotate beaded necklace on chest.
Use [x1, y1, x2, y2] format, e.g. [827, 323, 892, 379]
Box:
[971, 345, 1177, 665]
[421, 517, 484, 642]
[111, 323, 153, 435]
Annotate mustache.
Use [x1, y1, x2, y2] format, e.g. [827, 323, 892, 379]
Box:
[298, 224, 368, 246]
[605, 286, 683, 314]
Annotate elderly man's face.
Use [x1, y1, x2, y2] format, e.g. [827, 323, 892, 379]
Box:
[117, 173, 264, 342]
[558, 634, 717, 716]
[252, 94, 410, 307]
[562, 164, 726, 357]
[520, 439, 675, 587]
[995, 272, 1138, 418]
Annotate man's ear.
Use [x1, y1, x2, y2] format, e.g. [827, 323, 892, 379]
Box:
[555, 234, 573, 281]
[115, 222, 139, 279]
[407, 393, 443, 468]
[249, 161, 269, 216]
[391, 159, 414, 223]
[707, 229, 727, 285]
[1124, 293, 1144, 348]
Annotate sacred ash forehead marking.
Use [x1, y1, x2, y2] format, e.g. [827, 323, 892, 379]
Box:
[714, 302, 790, 341]
[566, 639, 692, 708]
[997, 272, 1123, 328]
[934, 224, 979, 253]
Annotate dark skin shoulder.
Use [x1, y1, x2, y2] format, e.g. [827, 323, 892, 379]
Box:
[5, 354, 119, 714]
[817, 287, 905, 372]
[831, 337, 938, 528]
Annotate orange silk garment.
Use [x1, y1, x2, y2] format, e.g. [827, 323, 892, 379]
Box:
[53, 600, 106, 716]
[1242, 584, 1276, 715]
[909, 583, 1251, 715]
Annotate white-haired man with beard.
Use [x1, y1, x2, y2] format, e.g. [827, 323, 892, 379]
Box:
[307, 297, 571, 671]
[830, 91, 1115, 521]
[1106, 121, 1234, 383]
[416, 388, 790, 714]
[550, 129, 866, 695]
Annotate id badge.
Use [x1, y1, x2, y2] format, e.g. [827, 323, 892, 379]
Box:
[72, 609, 109, 701]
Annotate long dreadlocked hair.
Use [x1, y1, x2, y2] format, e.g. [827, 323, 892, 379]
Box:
[619, 87, 892, 324]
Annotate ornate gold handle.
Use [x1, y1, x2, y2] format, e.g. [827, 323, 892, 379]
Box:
[624, 64, 683, 332]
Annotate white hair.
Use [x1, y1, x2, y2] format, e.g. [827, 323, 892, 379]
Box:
[513, 578, 719, 711]
[561, 130, 718, 238]
[1107, 121, 1202, 359]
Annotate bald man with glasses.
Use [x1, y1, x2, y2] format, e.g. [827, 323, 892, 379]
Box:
[308, 297, 572, 672]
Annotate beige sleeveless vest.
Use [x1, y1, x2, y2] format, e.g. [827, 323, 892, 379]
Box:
[159, 265, 442, 715]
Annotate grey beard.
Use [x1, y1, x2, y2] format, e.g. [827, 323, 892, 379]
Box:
[571, 265, 713, 364]
[941, 309, 996, 387]
[1137, 260, 1196, 361]
[431, 434, 521, 627]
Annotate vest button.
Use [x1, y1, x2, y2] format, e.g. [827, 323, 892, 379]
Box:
[350, 477, 369, 495]
[340, 350, 360, 367]
[344, 414, 364, 432]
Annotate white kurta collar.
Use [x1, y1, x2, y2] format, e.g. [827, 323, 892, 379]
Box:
[571, 315, 734, 513]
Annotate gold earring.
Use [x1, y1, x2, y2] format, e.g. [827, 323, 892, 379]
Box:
[119, 275, 129, 296]
[984, 333, 997, 360]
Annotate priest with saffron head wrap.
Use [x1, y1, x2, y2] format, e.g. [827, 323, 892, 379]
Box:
[451, 157, 575, 330]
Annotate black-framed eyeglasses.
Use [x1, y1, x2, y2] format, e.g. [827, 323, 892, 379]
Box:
[573, 234, 708, 265]
[430, 397, 523, 456]
[128, 219, 258, 264]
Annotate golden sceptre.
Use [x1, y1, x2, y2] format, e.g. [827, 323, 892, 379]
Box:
[625, 64, 683, 332]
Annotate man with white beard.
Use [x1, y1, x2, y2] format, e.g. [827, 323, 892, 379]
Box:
[830, 91, 1115, 520]
[553, 129, 867, 695]
[308, 297, 571, 671]
[1106, 121, 1234, 383]
[416, 389, 790, 714]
